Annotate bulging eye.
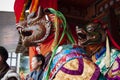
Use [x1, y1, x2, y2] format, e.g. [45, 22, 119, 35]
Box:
[86, 25, 94, 32]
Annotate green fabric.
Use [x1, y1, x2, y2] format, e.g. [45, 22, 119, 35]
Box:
[98, 73, 107, 80]
[96, 49, 120, 75]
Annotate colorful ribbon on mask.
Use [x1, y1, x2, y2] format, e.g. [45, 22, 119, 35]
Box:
[45, 8, 75, 80]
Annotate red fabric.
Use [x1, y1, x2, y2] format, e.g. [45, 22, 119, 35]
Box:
[69, 24, 78, 44]
[40, 33, 54, 56]
[30, 0, 57, 13]
[39, 0, 58, 10]
[107, 29, 120, 50]
[14, 0, 26, 23]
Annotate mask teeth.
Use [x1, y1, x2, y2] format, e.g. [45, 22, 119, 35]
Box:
[45, 15, 49, 21]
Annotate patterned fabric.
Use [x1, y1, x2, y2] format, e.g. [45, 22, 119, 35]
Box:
[95, 48, 120, 77]
[49, 44, 85, 78]
[42, 44, 101, 80]
[42, 44, 85, 79]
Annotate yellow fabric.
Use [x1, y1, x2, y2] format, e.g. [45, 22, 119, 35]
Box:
[53, 59, 96, 80]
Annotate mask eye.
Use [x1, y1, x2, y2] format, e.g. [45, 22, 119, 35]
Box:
[86, 25, 94, 32]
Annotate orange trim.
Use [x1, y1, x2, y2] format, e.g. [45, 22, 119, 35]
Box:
[29, 0, 39, 13]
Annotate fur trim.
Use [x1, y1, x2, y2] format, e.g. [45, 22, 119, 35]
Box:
[1, 69, 20, 80]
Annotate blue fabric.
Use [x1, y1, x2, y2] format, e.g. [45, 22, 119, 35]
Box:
[95, 47, 106, 59]
[29, 69, 43, 80]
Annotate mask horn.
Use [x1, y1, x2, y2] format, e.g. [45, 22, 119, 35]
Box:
[37, 6, 44, 18]
[27, 6, 44, 24]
